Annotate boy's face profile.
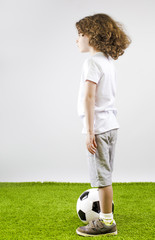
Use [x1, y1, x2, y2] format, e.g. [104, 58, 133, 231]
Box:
[76, 33, 90, 53]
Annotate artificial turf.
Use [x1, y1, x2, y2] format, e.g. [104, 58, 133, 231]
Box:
[0, 182, 154, 240]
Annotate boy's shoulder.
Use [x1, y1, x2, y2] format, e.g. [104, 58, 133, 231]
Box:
[83, 55, 105, 74]
[82, 53, 115, 75]
[83, 53, 110, 66]
[83, 55, 98, 68]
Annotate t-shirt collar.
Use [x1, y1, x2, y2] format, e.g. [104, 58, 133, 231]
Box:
[92, 51, 103, 56]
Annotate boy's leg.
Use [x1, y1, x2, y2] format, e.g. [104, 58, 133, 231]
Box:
[98, 185, 113, 213]
[97, 129, 118, 224]
[98, 185, 114, 225]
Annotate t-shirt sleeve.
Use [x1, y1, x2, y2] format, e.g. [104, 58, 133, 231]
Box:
[83, 58, 102, 84]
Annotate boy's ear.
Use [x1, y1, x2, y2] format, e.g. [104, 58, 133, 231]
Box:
[84, 80, 97, 98]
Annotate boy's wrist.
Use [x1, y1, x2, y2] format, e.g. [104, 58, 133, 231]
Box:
[87, 130, 94, 134]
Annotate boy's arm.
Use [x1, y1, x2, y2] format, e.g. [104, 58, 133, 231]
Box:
[84, 80, 97, 134]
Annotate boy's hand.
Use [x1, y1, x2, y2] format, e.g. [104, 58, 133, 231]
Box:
[86, 132, 97, 154]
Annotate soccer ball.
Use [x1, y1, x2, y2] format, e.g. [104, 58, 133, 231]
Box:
[76, 188, 114, 224]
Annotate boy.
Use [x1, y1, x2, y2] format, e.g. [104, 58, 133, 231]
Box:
[75, 13, 131, 236]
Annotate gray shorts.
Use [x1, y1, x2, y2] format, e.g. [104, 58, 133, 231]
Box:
[86, 129, 118, 188]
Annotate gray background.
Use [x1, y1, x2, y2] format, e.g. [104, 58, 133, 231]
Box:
[0, 0, 154, 183]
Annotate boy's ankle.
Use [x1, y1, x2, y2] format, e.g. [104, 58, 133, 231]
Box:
[99, 212, 115, 225]
[101, 218, 116, 226]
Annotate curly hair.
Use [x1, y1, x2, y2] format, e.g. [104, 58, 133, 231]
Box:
[75, 13, 132, 60]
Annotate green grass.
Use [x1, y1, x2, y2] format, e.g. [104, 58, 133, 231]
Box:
[0, 182, 154, 240]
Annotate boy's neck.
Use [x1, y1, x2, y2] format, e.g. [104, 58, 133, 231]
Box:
[89, 48, 102, 56]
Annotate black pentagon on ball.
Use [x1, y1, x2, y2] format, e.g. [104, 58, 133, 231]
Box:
[80, 191, 89, 201]
[78, 210, 86, 221]
[92, 201, 114, 214]
[92, 201, 100, 213]
[112, 202, 114, 213]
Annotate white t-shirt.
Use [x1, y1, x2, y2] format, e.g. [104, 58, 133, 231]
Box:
[77, 51, 120, 134]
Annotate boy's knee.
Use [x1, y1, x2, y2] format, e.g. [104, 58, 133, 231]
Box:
[98, 184, 112, 189]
